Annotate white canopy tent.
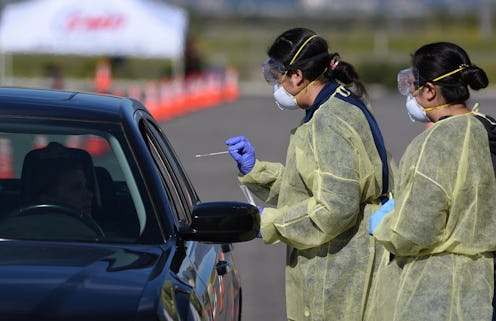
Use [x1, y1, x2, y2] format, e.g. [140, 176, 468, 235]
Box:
[0, 0, 189, 84]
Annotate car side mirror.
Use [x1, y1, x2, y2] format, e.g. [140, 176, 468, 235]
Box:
[180, 201, 260, 243]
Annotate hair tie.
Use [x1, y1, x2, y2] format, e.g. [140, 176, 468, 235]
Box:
[330, 55, 340, 70]
[459, 64, 470, 69]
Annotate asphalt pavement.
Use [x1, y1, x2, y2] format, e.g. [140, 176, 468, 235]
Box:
[162, 86, 496, 321]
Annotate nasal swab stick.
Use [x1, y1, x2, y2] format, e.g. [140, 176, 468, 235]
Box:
[195, 150, 230, 158]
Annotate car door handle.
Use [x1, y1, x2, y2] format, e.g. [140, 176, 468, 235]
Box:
[216, 260, 230, 276]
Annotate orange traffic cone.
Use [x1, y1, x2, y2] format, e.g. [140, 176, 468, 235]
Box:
[185, 73, 201, 111]
[112, 89, 125, 97]
[0, 136, 13, 178]
[144, 80, 159, 118]
[84, 135, 110, 157]
[94, 58, 112, 94]
[171, 77, 186, 117]
[66, 135, 83, 149]
[206, 71, 223, 108]
[127, 84, 142, 101]
[159, 79, 173, 120]
[32, 134, 48, 149]
[223, 67, 239, 102]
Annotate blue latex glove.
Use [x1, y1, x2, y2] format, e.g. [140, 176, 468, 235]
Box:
[257, 206, 263, 238]
[225, 136, 256, 175]
[369, 198, 395, 235]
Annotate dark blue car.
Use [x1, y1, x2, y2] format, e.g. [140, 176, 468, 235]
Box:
[0, 87, 260, 321]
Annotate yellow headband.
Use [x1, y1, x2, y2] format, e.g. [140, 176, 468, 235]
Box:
[431, 66, 465, 82]
[280, 34, 318, 84]
[413, 66, 466, 96]
[288, 34, 318, 66]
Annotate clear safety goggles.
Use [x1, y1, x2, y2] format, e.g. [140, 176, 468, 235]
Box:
[262, 58, 286, 85]
[397, 68, 419, 96]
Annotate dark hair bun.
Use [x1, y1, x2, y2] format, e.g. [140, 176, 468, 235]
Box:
[461, 65, 488, 90]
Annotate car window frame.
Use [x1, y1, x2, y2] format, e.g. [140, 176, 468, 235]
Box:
[139, 118, 198, 226]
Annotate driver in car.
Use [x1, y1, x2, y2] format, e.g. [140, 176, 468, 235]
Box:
[36, 158, 94, 217]
[27, 141, 95, 218]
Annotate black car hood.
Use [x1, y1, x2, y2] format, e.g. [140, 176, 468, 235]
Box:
[0, 240, 167, 321]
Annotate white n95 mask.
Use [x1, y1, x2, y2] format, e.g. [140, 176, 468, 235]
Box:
[273, 84, 300, 110]
[405, 94, 430, 123]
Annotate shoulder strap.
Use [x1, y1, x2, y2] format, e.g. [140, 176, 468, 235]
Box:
[335, 87, 389, 203]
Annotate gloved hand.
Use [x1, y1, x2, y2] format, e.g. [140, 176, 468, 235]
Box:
[369, 198, 395, 235]
[257, 206, 263, 238]
[225, 136, 256, 175]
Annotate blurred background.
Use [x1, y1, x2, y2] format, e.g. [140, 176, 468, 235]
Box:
[0, 0, 495, 93]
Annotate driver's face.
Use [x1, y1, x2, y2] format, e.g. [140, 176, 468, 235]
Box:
[49, 169, 93, 216]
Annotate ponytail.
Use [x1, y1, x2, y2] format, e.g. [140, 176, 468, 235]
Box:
[325, 53, 367, 97]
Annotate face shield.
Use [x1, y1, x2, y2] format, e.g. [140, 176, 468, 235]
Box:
[397, 68, 419, 96]
[262, 58, 286, 85]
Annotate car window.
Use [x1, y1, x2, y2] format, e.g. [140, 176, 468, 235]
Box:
[140, 119, 197, 225]
[0, 125, 146, 243]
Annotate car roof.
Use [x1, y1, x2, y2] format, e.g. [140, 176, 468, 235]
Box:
[0, 87, 146, 122]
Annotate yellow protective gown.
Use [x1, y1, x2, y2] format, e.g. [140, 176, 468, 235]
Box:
[370, 113, 496, 321]
[239, 85, 394, 321]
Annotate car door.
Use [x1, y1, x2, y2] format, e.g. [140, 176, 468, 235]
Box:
[138, 115, 240, 321]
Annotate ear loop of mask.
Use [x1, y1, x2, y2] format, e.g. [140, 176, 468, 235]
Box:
[293, 67, 328, 98]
